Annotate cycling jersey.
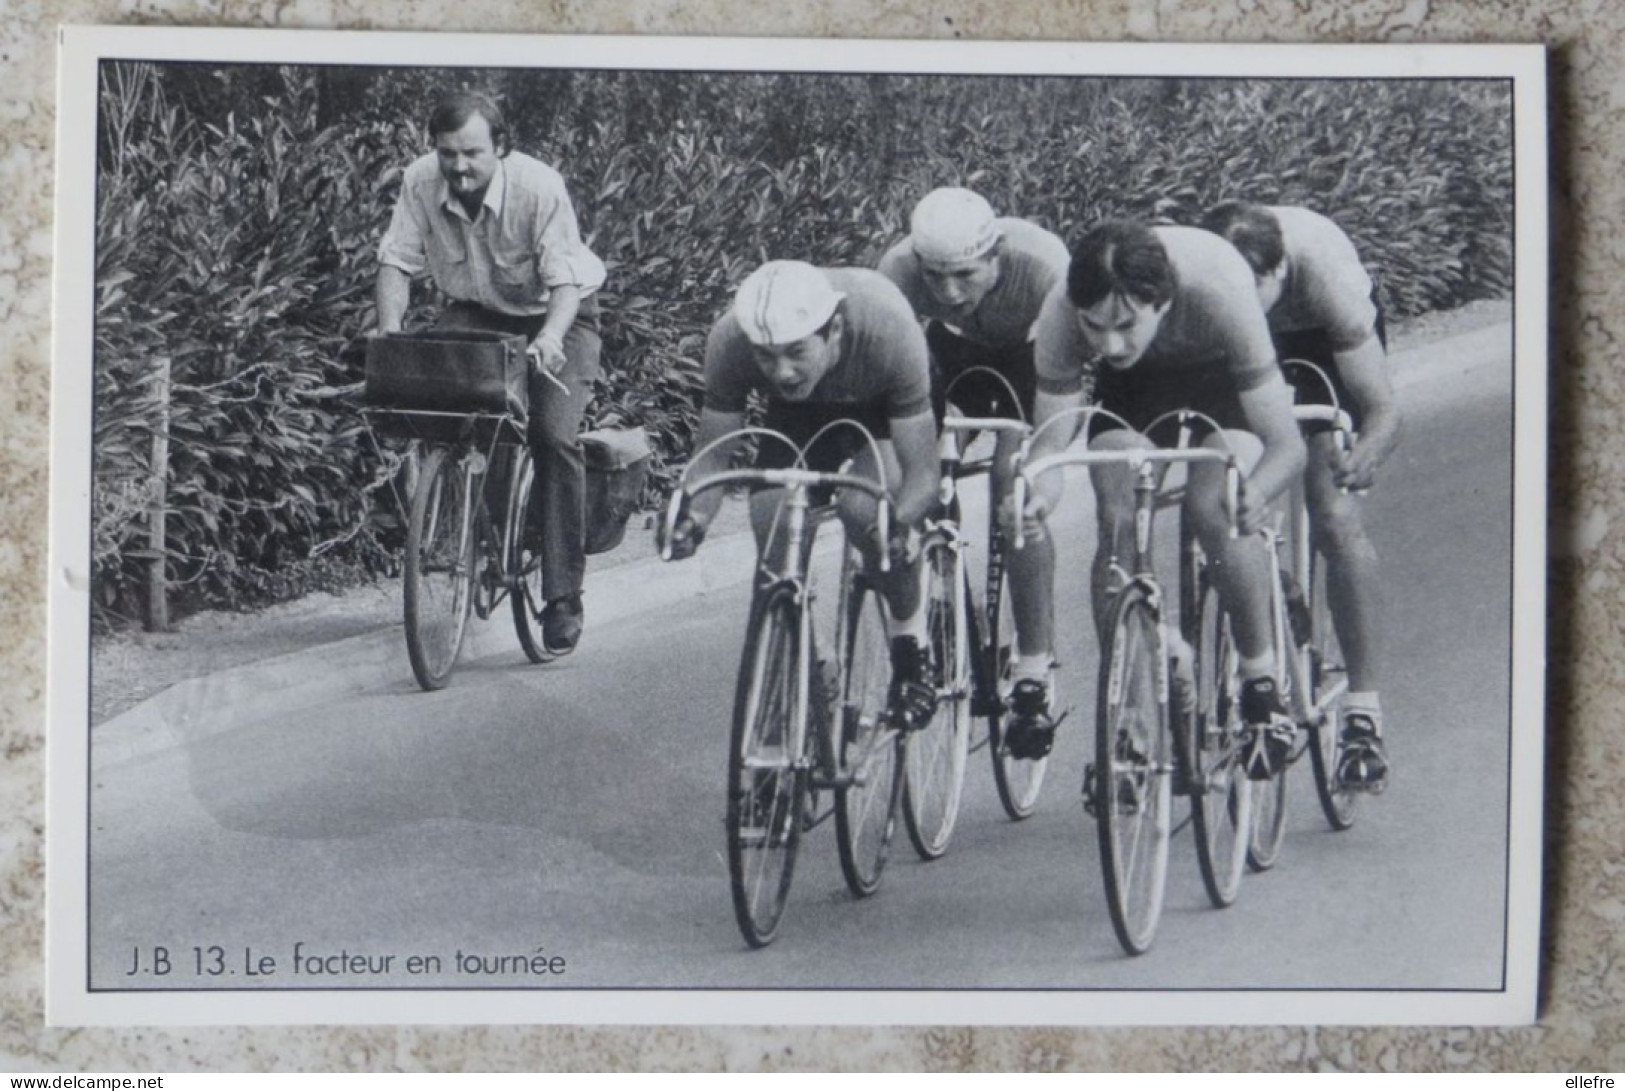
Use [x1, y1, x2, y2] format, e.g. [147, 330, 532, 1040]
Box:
[1033, 225, 1279, 400]
[1264, 206, 1380, 352]
[878, 218, 1070, 349]
[704, 267, 933, 420]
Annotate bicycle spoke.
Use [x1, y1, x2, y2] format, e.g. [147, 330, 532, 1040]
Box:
[903, 540, 972, 860]
[1189, 577, 1251, 908]
[988, 546, 1047, 819]
[726, 587, 804, 947]
[1095, 586, 1171, 956]
[1307, 549, 1359, 830]
[836, 580, 900, 897]
[404, 446, 476, 691]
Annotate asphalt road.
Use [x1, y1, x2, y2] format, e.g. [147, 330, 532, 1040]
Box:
[88, 323, 1515, 996]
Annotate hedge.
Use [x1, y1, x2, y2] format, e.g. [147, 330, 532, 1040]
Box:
[91, 62, 1514, 620]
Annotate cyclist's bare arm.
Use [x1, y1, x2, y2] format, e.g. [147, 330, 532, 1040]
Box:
[1236, 373, 1308, 531]
[682, 407, 749, 529]
[889, 408, 940, 529]
[376, 264, 412, 333]
[1022, 388, 1086, 519]
[1330, 333, 1402, 490]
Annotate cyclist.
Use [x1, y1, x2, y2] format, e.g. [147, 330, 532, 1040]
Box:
[1200, 201, 1401, 791]
[877, 186, 1071, 760]
[663, 260, 942, 731]
[375, 89, 606, 657]
[1022, 219, 1307, 780]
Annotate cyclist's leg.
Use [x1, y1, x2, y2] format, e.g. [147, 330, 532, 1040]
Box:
[835, 438, 934, 729]
[1087, 425, 1156, 635]
[1303, 431, 1389, 787]
[1303, 432, 1381, 692]
[995, 429, 1055, 654]
[527, 318, 601, 654]
[1186, 429, 1291, 777]
[1184, 429, 1268, 662]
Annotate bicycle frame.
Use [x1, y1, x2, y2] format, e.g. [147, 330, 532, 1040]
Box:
[662, 429, 897, 791]
[937, 414, 1030, 718]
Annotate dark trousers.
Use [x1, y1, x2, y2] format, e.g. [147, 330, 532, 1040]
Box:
[436, 300, 602, 602]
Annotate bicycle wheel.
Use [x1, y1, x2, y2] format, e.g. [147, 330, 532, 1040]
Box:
[1188, 576, 1252, 908]
[1306, 548, 1358, 830]
[1246, 609, 1292, 873]
[835, 576, 902, 897]
[403, 445, 477, 691]
[1094, 583, 1173, 956]
[725, 584, 807, 948]
[902, 536, 972, 860]
[506, 449, 551, 664]
[1247, 753, 1290, 871]
[988, 548, 1048, 819]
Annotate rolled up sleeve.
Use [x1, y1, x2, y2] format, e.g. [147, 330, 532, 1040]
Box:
[534, 187, 607, 294]
[377, 181, 429, 276]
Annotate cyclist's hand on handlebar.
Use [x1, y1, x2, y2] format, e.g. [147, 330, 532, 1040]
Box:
[1331, 440, 1379, 493]
[867, 521, 921, 568]
[659, 513, 706, 561]
[1004, 472, 1060, 544]
[1234, 478, 1272, 537]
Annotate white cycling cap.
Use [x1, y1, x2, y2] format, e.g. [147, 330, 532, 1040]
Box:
[910, 187, 1000, 264]
[733, 260, 846, 346]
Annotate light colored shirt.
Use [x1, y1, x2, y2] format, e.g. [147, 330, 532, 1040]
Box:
[705, 268, 933, 418]
[378, 151, 606, 317]
[877, 218, 1071, 348]
[1034, 225, 1278, 396]
[1265, 205, 1380, 351]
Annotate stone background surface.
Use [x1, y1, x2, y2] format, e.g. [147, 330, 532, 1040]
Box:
[0, 0, 1610, 1073]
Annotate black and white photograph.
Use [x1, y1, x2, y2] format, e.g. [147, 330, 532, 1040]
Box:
[48, 27, 1547, 1025]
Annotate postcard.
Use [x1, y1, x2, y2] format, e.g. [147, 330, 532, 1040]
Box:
[49, 26, 1547, 1025]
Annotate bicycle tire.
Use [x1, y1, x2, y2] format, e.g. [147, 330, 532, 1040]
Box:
[506, 449, 551, 664]
[1187, 575, 1253, 908]
[403, 445, 477, 691]
[1306, 548, 1358, 830]
[725, 584, 807, 948]
[989, 551, 1048, 819]
[1247, 756, 1290, 871]
[835, 576, 902, 897]
[1094, 583, 1173, 956]
[902, 536, 972, 860]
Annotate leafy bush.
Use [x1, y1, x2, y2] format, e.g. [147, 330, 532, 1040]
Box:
[92, 63, 1514, 619]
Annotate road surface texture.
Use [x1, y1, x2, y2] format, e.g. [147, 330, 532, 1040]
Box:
[87, 318, 1514, 995]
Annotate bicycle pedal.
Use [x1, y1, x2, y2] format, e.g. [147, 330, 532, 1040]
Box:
[1082, 762, 1099, 816]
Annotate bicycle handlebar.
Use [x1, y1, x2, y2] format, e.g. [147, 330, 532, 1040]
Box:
[660, 426, 895, 570]
[941, 415, 1031, 435]
[1011, 444, 1240, 551]
[1291, 403, 1355, 436]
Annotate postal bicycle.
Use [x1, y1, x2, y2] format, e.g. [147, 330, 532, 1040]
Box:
[361, 329, 553, 691]
[660, 423, 921, 948]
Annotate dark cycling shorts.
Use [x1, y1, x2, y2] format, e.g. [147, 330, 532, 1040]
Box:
[1273, 298, 1387, 436]
[757, 399, 890, 473]
[751, 400, 894, 507]
[926, 322, 1037, 423]
[1086, 356, 1249, 444]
